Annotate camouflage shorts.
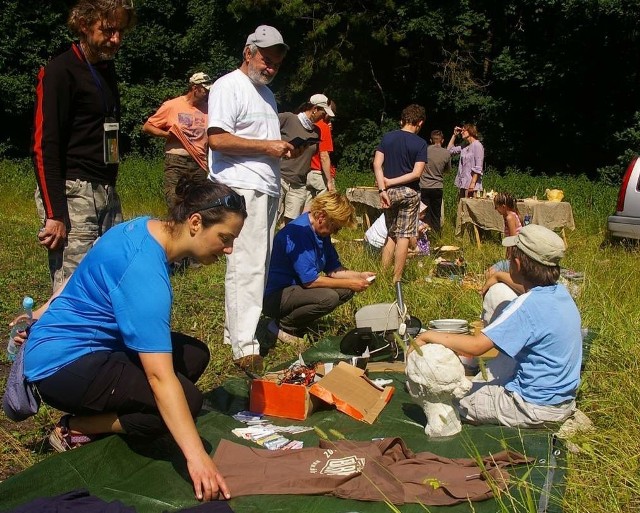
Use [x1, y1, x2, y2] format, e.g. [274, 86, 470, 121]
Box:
[35, 179, 123, 292]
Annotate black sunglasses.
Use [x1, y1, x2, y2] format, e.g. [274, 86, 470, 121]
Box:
[193, 194, 246, 214]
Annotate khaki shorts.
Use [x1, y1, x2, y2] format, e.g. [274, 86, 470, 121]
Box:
[304, 171, 327, 209]
[279, 178, 307, 221]
[458, 384, 575, 428]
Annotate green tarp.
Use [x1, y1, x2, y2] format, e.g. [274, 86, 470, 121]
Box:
[0, 338, 566, 512]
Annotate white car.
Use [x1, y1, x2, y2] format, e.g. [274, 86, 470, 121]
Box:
[608, 156, 640, 240]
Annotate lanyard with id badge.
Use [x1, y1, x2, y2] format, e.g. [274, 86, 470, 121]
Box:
[103, 118, 119, 164]
[80, 43, 120, 164]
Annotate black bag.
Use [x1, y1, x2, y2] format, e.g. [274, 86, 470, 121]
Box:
[339, 327, 401, 361]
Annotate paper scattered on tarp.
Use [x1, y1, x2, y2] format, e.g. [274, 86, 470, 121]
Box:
[371, 378, 394, 387]
[231, 411, 312, 450]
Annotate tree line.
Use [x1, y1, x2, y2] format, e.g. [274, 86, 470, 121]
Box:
[2, 0, 640, 182]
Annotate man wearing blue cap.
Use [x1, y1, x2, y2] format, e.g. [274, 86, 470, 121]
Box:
[207, 26, 292, 371]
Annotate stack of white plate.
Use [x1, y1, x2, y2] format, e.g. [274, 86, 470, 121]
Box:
[428, 319, 469, 333]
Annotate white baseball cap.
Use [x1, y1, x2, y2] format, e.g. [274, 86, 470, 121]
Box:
[309, 94, 335, 117]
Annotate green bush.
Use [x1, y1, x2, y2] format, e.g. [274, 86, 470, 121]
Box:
[336, 118, 397, 175]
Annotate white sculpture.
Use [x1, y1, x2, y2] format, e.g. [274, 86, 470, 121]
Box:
[406, 344, 473, 438]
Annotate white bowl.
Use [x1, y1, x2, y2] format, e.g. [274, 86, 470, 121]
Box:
[429, 328, 469, 334]
[429, 318, 468, 330]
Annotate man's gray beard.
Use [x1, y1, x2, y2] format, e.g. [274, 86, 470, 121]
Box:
[247, 67, 273, 86]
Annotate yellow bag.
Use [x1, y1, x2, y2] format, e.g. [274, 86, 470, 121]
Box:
[545, 189, 564, 202]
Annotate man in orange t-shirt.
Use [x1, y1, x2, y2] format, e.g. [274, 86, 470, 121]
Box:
[305, 98, 336, 209]
[143, 72, 212, 206]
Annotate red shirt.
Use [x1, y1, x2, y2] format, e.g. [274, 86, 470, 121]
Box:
[310, 119, 333, 172]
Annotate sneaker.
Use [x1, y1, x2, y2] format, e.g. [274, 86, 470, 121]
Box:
[556, 408, 594, 439]
[234, 354, 264, 375]
[267, 320, 306, 350]
[49, 415, 98, 452]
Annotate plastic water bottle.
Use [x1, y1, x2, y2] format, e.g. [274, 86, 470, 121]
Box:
[7, 296, 34, 361]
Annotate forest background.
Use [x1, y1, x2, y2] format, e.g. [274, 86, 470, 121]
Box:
[1, 0, 640, 182]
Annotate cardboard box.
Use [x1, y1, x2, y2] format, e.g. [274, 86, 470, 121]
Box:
[309, 362, 394, 424]
[249, 373, 322, 421]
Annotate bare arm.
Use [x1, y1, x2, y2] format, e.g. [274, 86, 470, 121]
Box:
[139, 352, 231, 502]
[9, 275, 71, 347]
[373, 150, 390, 208]
[207, 127, 293, 159]
[13, 275, 69, 322]
[447, 131, 458, 150]
[481, 271, 525, 296]
[320, 151, 335, 191]
[383, 161, 426, 188]
[414, 330, 495, 357]
[468, 173, 479, 191]
[142, 121, 170, 139]
[303, 268, 375, 292]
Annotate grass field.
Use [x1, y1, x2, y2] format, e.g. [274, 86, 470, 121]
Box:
[0, 157, 638, 512]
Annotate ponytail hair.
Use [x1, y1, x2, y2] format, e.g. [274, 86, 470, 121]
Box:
[166, 177, 247, 232]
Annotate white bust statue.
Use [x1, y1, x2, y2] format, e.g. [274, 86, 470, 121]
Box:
[406, 344, 473, 438]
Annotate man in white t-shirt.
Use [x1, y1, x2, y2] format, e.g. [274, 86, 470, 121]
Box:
[207, 26, 292, 371]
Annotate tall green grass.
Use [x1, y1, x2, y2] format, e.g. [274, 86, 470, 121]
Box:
[0, 157, 638, 512]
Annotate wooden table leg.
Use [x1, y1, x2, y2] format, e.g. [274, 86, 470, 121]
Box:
[561, 227, 567, 247]
[473, 224, 481, 248]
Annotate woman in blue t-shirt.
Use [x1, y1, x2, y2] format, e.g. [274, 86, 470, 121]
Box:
[18, 177, 246, 502]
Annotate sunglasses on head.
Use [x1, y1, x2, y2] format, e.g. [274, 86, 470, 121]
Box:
[193, 194, 246, 215]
